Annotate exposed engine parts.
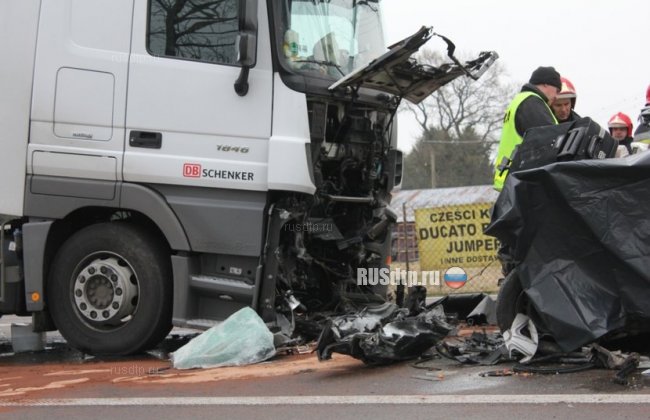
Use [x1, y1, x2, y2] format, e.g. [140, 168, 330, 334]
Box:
[266, 98, 398, 330]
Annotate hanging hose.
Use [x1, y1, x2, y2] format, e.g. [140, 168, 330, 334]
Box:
[512, 352, 596, 374]
[513, 362, 596, 375]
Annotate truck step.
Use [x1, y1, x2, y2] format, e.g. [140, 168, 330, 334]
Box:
[189, 274, 255, 300]
[183, 318, 221, 330]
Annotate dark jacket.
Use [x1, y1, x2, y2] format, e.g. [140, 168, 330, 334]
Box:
[634, 106, 650, 142]
[514, 83, 556, 136]
[619, 136, 634, 154]
[634, 124, 650, 142]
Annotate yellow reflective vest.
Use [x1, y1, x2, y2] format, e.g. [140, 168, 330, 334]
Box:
[634, 129, 650, 144]
[493, 92, 557, 191]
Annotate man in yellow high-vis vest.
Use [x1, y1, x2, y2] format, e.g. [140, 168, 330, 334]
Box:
[493, 66, 562, 191]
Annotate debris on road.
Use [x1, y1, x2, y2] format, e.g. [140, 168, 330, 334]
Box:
[429, 293, 497, 326]
[479, 368, 513, 377]
[503, 343, 648, 386]
[411, 371, 445, 382]
[171, 307, 275, 369]
[316, 302, 452, 365]
[438, 329, 508, 366]
[512, 353, 596, 375]
[466, 295, 497, 326]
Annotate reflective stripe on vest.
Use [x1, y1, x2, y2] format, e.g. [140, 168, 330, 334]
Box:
[493, 92, 557, 191]
[634, 128, 650, 144]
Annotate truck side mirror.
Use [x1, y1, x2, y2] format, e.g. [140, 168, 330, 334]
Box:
[234, 0, 258, 96]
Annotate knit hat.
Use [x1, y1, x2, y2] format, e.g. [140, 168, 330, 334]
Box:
[529, 66, 562, 90]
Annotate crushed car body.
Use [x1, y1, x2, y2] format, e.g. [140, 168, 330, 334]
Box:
[486, 152, 650, 352]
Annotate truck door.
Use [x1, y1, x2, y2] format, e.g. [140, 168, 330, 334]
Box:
[124, 0, 273, 191]
[28, 0, 134, 184]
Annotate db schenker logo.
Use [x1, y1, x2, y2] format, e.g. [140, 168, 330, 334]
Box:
[183, 163, 201, 178]
[444, 266, 467, 289]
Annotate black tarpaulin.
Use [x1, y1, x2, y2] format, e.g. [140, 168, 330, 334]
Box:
[485, 152, 650, 351]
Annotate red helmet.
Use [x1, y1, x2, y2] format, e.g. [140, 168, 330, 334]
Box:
[608, 112, 634, 137]
[646, 84, 650, 105]
[556, 77, 577, 107]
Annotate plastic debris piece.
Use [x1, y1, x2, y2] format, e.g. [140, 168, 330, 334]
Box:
[613, 354, 640, 385]
[437, 330, 508, 365]
[479, 368, 513, 377]
[171, 307, 276, 369]
[430, 293, 491, 323]
[591, 343, 634, 370]
[466, 295, 497, 326]
[412, 372, 445, 381]
[503, 313, 538, 363]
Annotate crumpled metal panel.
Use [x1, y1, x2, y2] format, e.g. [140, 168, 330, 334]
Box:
[316, 304, 452, 365]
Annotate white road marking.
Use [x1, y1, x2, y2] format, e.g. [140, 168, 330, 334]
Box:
[2, 394, 650, 406]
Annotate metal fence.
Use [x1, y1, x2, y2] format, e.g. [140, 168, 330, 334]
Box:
[390, 187, 502, 296]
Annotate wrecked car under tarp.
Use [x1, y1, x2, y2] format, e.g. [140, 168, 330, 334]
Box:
[485, 152, 650, 352]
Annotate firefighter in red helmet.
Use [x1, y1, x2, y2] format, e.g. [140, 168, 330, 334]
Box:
[609, 112, 634, 154]
[551, 77, 580, 123]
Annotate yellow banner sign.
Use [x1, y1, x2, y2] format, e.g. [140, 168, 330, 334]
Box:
[415, 203, 500, 270]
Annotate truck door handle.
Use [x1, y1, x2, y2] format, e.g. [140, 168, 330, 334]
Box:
[129, 131, 162, 149]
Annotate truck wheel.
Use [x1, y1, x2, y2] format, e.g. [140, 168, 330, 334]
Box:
[47, 222, 172, 355]
[496, 269, 525, 332]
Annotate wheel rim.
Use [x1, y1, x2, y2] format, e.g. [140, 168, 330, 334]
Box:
[72, 252, 139, 329]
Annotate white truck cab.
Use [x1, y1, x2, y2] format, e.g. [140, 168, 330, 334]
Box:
[0, 0, 496, 355]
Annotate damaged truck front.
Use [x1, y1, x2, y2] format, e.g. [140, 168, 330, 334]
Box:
[0, 0, 496, 355]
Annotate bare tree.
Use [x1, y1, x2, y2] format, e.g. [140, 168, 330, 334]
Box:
[405, 49, 516, 144]
[149, 0, 239, 63]
[400, 50, 518, 189]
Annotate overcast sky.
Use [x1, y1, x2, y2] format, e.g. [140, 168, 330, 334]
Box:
[381, 0, 650, 152]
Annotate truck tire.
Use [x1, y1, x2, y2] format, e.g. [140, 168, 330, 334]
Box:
[47, 222, 172, 355]
[496, 269, 524, 332]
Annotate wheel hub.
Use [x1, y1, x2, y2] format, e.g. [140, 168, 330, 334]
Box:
[73, 256, 138, 324]
[86, 276, 114, 309]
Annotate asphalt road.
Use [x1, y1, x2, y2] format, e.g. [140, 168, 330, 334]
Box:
[1, 315, 649, 419]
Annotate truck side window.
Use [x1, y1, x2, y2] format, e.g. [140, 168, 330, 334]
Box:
[147, 0, 239, 65]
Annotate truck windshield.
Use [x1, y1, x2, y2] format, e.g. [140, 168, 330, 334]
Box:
[276, 0, 386, 79]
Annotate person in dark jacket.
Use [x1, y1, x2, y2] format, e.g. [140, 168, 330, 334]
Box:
[492, 66, 561, 278]
[634, 84, 650, 143]
[493, 66, 560, 191]
[551, 76, 580, 123]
